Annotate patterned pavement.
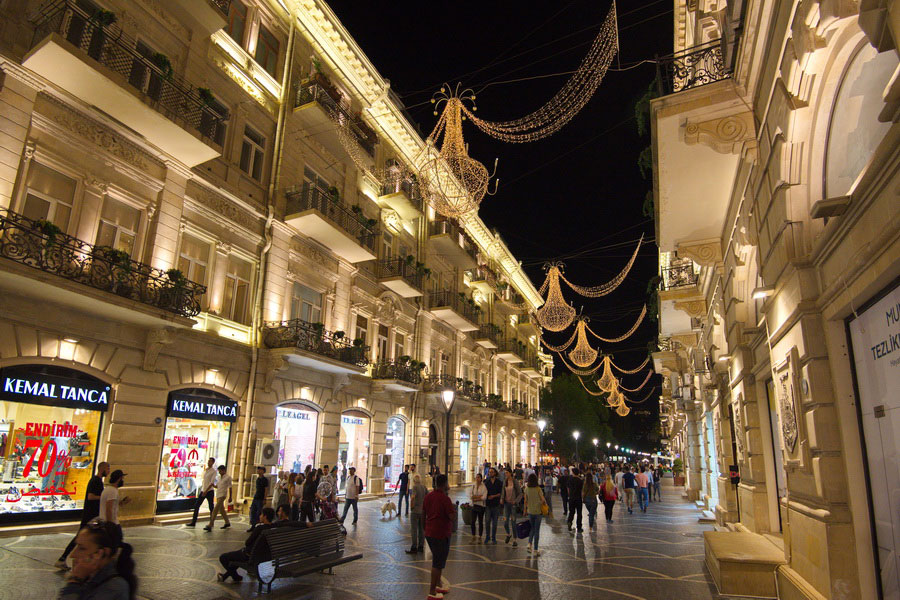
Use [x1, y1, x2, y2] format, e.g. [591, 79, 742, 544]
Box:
[0, 482, 726, 600]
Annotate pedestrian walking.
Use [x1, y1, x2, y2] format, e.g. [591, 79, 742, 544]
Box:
[484, 467, 502, 544]
[59, 518, 137, 600]
[248, 466, 268, 531]
[541, 470, 554, 515]
[623, 466, 637, 514]
[470, 472, 486, 541]
[397, 464, 411, 516]
[600, 472, 619, 522]
[423, 474, 454, 600]
[558, 468, 570, 516]
[186, 457, 217, 527]
[566, 468, 584, 532]
[406, 474, 427, 554]
[299, 468, 319, 522]
[219, 507, 275, 582]
[524, 473, 546, 556]
[653, 466, 663, 501]
[582, 468, 599, 530]
[286, 472, 299, 520]
[637, 465, 650, 511]
[205, 465, 232, 531]
[99, 470, 130, 526]
[615, 465, 626, 502]
[340, 466, 362, 525]
[271, 471, 286, 511]
[501, 469, 523, 547]
[57, 461, 109, 569]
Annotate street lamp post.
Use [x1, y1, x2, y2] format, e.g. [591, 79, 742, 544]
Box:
[537, 419, 547, 462]
[592, 438, 598, 462]
[442, 389, 455, 478]
[573, 430, 580, 463]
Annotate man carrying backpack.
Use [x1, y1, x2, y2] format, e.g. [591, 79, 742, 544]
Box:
[340, 466, 363, 525]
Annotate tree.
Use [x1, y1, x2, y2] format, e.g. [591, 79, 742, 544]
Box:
[540, 374, 613, 461]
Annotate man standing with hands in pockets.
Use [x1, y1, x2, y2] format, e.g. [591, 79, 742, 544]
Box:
[205, 465, 232, 531]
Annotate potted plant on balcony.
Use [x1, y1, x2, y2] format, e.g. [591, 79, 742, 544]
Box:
[196, 87, 215, 106]
[149, 52, 173, 79]
[93, 246, 133, 297]
[160, 268, 188, 310]
[398, 355, 411, 365]
[673, 458, 685, 486]
[333, 330, 345, 341]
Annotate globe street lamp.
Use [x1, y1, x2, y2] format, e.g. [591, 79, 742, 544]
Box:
[537, 419, 547, 462]
[441, 389, 455, 476]
[573, 430, 580, 462]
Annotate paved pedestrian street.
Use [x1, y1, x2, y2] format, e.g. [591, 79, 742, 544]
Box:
[0, 487, 725, 600]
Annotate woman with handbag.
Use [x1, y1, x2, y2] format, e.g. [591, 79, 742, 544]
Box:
[470, 472, 487, 541]
[524, 473, 546, 556]
[501, 468, 523, 547]
[600, 472, 619, 523]
[582, 468, 600, 531]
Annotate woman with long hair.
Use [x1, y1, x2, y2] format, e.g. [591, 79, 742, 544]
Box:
[600, 472, 619, 523]
[524, 473, 546, 556]
[299, 468, 320, 523]
[501, 468, 523, 547]
[582, 467, 600, 531]
[470, 472, 487, 541]
[59, 518, 137, 600]
[287, 472, 299, 521]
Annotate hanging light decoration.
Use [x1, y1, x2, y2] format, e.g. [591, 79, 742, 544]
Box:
[609, 355, 650, 374]
[595, 356, 618, 392]
[586, 305, 647, 343]
[536, 262, 576, 332]
[418, 86, 499, 218]
[557, 235, 644, 298]
[616, 403, 631, 416]
[568, 317, 599, 368]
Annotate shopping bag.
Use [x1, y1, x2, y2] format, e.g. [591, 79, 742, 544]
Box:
[515, 517, 531, 539]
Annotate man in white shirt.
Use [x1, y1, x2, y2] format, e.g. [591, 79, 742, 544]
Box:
[187, 457, 217, 527]
[99, 469, 129, 525]
[615, 467, 626, 499]
[340, 466, 362, 525]
[205, 465, 232, 531]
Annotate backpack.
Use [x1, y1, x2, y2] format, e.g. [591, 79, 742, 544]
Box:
[357, 476, 364, 495]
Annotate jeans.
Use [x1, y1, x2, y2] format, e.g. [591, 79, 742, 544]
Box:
[653, 481, 662, 501]
[341, 498, 358, 523]
[486, 505, 501, 541]
[190, 489, 215, 524]
[638, 488, 649, 511]
[584, 498, 598, 528]
[471, 505, 485, 536]
[219, 549, 248, 579]
[603, 499, 615, 521]
[249, 497, 263, 526]
[567, 499, 583, 530]
[560, 490, 569, 515]
[543, 489, 553, 514]
[410, 512, 425, 548]
[527, 514, 543, 550]
[502, 503, 516, 537]
[397, 489, 409, 515]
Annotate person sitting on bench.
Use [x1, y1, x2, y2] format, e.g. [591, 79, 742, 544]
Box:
[218, 507, 275, 582]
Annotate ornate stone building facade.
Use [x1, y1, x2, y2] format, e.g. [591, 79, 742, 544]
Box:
[0, 0, 550, 530]
[652, 1, 899, 599]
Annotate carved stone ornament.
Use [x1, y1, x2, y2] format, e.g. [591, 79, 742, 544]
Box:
[186, 181, 260, 231]
[377, 296, 398, 326]
[778, 362, 799, 453]
[263, 353, 288, 393]
[677, 239, 723, 268]
[381, 208, 402, 233]
[143, 328, 175, 372]
[674, 299, 707, 319]
[291, 239, 339, 273]
[684, 111, 755, 154]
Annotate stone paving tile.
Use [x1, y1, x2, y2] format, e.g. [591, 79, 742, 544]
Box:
[0, 486, 728, 600]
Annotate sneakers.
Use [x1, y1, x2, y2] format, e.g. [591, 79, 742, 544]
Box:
[54, 559, 68, 570]
[426, 594, 444, 600]
[533, 549, 541, 556]
[512, 540, 518, 547]
[527, 545, 532, 554]
[436, 586, 450, 594]
[505, 535, 511, 544]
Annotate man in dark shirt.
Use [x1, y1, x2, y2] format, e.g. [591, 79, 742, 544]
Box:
[248, 466, 269, 531]
[218, 507, 275, 582]
[397, 464, 410, 517]
[56, 461, 109, 568]
[566, 468, 584, 532]
[483, 467, 503, 544]
[622, 466, 637, 514]
[423, 474, 454, 599]
[558, 468, 570, 516]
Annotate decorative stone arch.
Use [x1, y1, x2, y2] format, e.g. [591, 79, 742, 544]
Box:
[165, 382, 241, 404]
[0, 356, 117, 386]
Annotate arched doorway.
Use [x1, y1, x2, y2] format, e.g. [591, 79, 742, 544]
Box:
[428, 423, 439, 473]
[459, 427, 470, 483]
[274, 402, 319, 474]
[339, 410, 370, 494]
[385, 416, 406, 491]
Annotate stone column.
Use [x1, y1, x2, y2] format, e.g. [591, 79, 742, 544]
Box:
[207, 241, 230, 315]
[263, 224, 291, 323]
[685, 408, 702, 501]
[147, 163, 189, 272]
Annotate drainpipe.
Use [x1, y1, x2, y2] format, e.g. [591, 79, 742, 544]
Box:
[237, 14, 296, 505]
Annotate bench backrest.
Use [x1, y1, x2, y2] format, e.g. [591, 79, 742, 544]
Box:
[260, 519, 345, 568]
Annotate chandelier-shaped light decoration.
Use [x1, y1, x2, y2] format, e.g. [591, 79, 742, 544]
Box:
[536, 262, 576, 332]
[616, 403, 631, 416]
[462, 3, 619, 143]
[554, 350, 604, 376]
[418, 86, 499, 218]
[586, 305, 647, 343]
[595, 356, 619, 392]
[568, 317, 599, 368]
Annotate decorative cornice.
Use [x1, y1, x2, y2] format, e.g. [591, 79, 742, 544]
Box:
[185, 180, 264, 233]
[684, 111, 755, 154]
[677, 238, 723, 267]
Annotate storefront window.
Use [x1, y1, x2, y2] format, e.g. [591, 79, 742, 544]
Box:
[520, 438, 526, 465]
[0, 365, 110, 523]
[476, 430, 485, 474]
[338, 411, 370, 494]
[459, 428, 470, 482]
[385, 417, 405, 491]
[156, 389, 237, 513]
[274, 404, 318, 474]
[496, 433, 504, 465]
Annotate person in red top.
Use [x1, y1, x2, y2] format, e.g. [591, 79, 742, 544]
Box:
[423, 473, 454, 599]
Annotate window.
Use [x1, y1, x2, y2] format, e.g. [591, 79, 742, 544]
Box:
[254, 25, 279, 77]
[177, 234, 209, 286]
[381, 231, 393, 260]
[223, 257, 252, 324]
[377, 324, 389, 362]
[354, 315, 368, 345]
[303, 166, 330, 194]
[290, 283, 322, 323]
[440, 352, 449, 375]
[95, 197, 141, 256]
[22, 161, 76, 232]
[239, 125, 265, 181]
[393, 332, 405, 360]
[226, 0, 247, 45]
[199, 96, 228, 146]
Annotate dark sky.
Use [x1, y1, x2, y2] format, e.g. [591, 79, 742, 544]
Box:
[328, 0, 674, 445]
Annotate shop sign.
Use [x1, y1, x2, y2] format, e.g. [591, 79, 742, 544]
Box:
[342, 415, 364, 426]
[0, 365, 110, 411]
[167, 390, 238, 422]
[277, 407, 313, 420]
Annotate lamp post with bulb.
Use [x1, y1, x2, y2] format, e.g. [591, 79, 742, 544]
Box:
[441, 389, 455, 477]
[592, 438, 598, 462]
[573, 430, 580, 463]
[537, 419, 547, 463]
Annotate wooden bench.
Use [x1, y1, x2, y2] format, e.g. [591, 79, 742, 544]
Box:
[238, 519, 363, 593]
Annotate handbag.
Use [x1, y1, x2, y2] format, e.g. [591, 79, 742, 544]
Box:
[515, 517, 531, 539]
[540, 500, 549, 516]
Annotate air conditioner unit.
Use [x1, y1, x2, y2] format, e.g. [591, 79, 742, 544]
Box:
[254, 439, 280, 466]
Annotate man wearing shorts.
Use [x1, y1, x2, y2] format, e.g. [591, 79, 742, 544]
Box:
[423, 474, 455, 599]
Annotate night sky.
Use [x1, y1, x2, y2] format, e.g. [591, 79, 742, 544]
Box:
[328, 0, 674, 443]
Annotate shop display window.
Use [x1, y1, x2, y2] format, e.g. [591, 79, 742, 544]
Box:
[274, 404, 318, 474]
[338, 411, 370, 494]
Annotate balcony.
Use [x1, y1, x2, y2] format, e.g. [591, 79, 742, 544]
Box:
[25, 1, 225, 167]
[167, 0, 231, 35]
[474, 323, 502, 349]
[517, 312, 539, 335]
[294, 77, 376, 163]
[376, 258, 425, 298]
[428, 290, 480, 332]
[496, 338, 526, 364]
[371, 360, 422, 392]
[503, 401, 528, 420]
[521, 353, 542, 377]
[465, 265, 498, 296]
[285, 184, 377, 263]
[0, 208, 205, 319]
[660, 259, 699, 292]
[476, 394, 505, 413]
[378, 178, 425, 221]
[656, 40, 731, 95]
[428, 220, 478, 270]
[263, 319, 368, 375]
[495, 285, 527, 314]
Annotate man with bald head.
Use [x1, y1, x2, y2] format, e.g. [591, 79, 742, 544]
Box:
[56, 461, 110, 569]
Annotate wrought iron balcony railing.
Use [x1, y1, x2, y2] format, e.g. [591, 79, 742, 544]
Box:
[497, 337, 528, 360]
[380, 178, 425, 212]
[31, 1, 227, 142]
[372, 360, 422, 385]
[262, 319, 369, 368]
[295, 79, 376, 156]
[480, 394, 506, 411]
[656, 40, 730, 95]
[285, 183, 377, 253]
[428, 290, 481, 324]
[376, 258, 425, 292]
[428, 220, 479, 263]
[475, 323, 502, 345]
[659, 261, 699, 291]
[0, 208, 206, 317]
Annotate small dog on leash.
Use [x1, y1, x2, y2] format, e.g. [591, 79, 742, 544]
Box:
[381, 500, 397, 517]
